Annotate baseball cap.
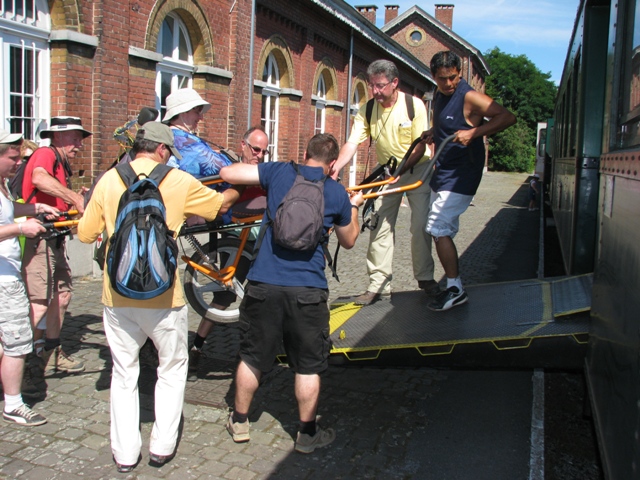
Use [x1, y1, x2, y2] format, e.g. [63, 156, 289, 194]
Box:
[0, 129, 23, 144]
[138, 122, 182, 160]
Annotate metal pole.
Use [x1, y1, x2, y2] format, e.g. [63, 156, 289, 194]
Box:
[345, 29, 354, 142]
[247, 0, 256, 129]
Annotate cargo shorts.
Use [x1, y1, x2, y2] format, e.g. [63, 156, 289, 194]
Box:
[0, 280, 33, 356]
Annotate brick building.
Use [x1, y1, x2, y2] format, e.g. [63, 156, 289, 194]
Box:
[0, 0, 436, 189]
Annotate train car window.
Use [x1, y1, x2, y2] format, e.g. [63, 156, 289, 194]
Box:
[619, 0, 640, 147]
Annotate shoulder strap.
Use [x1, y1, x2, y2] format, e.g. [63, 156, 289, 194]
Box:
[115, 162, 139, 188]
[405, 92, 415, 121]
[365, 98, 375, 126]
[147, 163, 173, 186]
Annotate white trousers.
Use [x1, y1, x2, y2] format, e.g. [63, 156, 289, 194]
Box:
[366, 161, 434, 294]
[103, 305, 188, 465]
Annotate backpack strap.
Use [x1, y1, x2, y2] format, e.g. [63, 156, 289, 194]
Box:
[146, 163, 173, 186]
[114, 162, 139, 187]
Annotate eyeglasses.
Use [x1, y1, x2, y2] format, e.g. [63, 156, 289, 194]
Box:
[368, 81, 392, 91]
[246, 141, 270, 156]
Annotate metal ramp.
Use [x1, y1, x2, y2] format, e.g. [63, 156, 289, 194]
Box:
[327, 274, 592, 361]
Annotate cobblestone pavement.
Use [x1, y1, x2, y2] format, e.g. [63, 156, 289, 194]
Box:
[0, 172, 539, 479]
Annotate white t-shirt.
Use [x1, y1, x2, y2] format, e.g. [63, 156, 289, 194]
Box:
[0, 191, 22, 280]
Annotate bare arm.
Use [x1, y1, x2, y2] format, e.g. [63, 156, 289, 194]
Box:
[455, 91, 517, 146]
[330, 142, 358, 181]
[0, 218, 45, 242]
[32, 167, 86, 213]
[333, 192, 364, 249]
[13, 202, 60, 218]
[219, 163, 260, 185]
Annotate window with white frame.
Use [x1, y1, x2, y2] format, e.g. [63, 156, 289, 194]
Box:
[348, 86, 362, 185]
[314, 74, 326, 135]
[261, 53, 280, 162]
[1, 0, 50, 139]
[156, 13, 193, 119]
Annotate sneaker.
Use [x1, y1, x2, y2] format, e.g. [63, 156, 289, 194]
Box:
[226, 413, 250, 443]
[187, 347, 201, 382]
[428, 286, 468, 312]
[418, 280, 441, 297]
[3, 404, 47, 426]
[42, 346, 85, 374]
[295, 427, 336, 453]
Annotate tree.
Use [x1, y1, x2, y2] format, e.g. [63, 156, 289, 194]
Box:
[483, 48, 557, 171]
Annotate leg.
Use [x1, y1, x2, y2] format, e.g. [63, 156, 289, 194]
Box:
[142, 306, 189, 457]
[103, 306, 147, 466]
[233, 359, 261, 415]
[405, 163, 435, 283]
[295, 373, 321, 422]
[1, 353, 25, 396]
[433, 235, 459, 278]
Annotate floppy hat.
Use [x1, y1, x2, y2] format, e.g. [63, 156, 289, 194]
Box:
[138, 122, 182, 160]
[40, 116, 92, 139]
[162, 88, 211, 122]
[0, 129, 23, 144]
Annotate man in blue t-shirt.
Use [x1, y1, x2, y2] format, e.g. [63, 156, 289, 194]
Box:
[219, 133, 363, 454]
[421, 51, 516, 311]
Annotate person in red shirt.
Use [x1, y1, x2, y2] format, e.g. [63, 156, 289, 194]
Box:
[21, 117, 91, 376]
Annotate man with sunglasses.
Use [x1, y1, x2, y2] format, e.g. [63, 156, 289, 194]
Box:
[187, 126, 269, 380]
[331, 59, 438, 305]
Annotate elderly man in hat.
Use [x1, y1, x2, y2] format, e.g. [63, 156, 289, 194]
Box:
[0, 129, 59, 426]
[21, 116, 91, 375]
[78, 122, 237, 473]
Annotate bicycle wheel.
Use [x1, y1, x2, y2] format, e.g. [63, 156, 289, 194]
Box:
[183, 237, 254, 323]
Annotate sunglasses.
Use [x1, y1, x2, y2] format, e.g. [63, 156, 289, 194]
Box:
[246, 141, 269, 156]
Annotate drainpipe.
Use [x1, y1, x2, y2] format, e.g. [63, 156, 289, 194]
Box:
[345, 29, 354, 142]
[247, 0, 256, 129]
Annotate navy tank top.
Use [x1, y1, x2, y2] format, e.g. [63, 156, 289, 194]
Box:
[430, 78, 486, 195]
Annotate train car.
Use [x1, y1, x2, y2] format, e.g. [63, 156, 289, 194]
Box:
[548, 0, 640, 478]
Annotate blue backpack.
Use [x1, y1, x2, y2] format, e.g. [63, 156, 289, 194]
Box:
[107, 163, 178, 300]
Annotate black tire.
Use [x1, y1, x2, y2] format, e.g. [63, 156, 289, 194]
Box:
[183, 237, 254, 323]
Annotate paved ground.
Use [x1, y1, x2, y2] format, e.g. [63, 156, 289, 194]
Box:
[0, 172, 593, 479]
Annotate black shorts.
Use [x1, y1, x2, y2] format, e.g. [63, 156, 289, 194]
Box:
[238, 281, 331, 374]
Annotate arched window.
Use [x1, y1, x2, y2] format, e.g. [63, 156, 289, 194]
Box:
[348, 85, 365, 185]
[156, 13, 193, 119]
[314, 75, 327, 135]
[261, 53, 280, 162]
[1, 0, 50, 139]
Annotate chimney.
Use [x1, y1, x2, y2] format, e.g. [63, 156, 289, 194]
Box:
[355, 5, 378, 25]
[435, 4, 454, 29]
[384, 5, 399, 24]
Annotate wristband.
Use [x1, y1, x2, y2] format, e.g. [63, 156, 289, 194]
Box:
[351, 204, 359, 210]
[18, 223, 23, 236]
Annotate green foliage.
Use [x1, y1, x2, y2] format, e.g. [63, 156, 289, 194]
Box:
[483, 47, 557, 171]
[489, 121, 535, 172]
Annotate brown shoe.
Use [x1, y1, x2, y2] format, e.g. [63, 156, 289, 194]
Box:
[353, 291, 387, 305]
[42, 346, 85, 374]
[418, 280, 441, 297]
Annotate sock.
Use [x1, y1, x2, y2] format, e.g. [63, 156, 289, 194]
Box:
[44, 337, 60, 352]
[192, 334, 206, 351]
[232, 411, 248, 424]
[4, 393, 23, 413]
[446, 277, 463, 291]
[299, 420, 317, 436]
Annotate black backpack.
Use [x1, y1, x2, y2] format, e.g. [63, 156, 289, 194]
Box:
[269, 162, 326, 251]
[106, 163, 178, 300]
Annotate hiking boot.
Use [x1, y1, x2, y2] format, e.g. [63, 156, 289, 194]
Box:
[42, 346, 85, 374]
[187, 347, 201, 382]
[21, 368, 43, 400]
[294, 427, 336, 453]
[428, 286, 468, 312]
[226, 413, 250, 443]
[353, 291, 389, 306]
[3, 404, 47, 426]
[418, 280, 441, 297]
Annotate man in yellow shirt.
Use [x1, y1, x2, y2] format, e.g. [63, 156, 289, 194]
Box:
[78, 122, 235, 473]
[332, 59, 437, 305]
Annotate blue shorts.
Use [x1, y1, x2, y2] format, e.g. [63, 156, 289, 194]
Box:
[426, 190, 474, 239]
[238, 281, 331, 374]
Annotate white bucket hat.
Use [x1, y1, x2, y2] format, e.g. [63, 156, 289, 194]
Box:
[163, 88, 211, 122]
[39, 116, 92, 139]
[0, 129, 23, 144]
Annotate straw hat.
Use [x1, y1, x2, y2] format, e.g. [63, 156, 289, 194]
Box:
[162, 89, 211, 122]
[39, 116, 92, 139]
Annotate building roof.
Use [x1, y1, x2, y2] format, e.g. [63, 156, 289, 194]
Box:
[381, 5, 490, 76]
[309, 0, 436, 86]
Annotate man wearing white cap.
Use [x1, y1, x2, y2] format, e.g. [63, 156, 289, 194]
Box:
[21, 116, 91, 375]
[0, 129, 59, 426]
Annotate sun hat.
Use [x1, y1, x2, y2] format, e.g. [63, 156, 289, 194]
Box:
[162, 88, 211, 122]
[0, 129, 23, 144]
[39, 116, 92, 139]
[138, 122, 182, 160]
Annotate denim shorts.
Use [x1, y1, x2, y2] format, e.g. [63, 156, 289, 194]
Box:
[238, 281, 331, 374]
[426, 190, 474, 239]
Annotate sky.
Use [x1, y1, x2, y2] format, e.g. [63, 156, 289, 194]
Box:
[344, 0, 581, 84]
